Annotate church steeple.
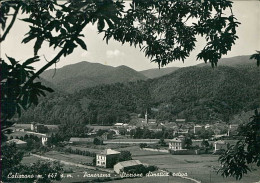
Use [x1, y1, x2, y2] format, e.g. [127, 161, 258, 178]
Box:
[145, 110, 148, 124]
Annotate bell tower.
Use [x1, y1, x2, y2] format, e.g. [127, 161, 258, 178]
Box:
[145, 110, 148, 124]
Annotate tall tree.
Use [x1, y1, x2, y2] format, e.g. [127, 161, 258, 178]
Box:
[218, 109, 260, 180]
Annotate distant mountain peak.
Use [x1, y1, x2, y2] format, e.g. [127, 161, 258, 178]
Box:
[41, 61, 147, 93]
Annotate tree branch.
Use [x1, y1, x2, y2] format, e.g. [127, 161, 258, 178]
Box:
[22, 19, 90, 89]
[0, 4, 20, 43]
[24, 46, 66, 88]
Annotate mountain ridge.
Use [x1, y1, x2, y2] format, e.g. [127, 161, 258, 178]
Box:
[41, 61, 147, 93]
[20, 61, 260, 125]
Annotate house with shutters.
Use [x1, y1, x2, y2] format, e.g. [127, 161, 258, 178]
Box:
[169, 136, 185, 151]
[96, 149, 121, 168]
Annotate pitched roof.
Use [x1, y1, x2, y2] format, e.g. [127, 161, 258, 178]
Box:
[115, 160, 142, 168]
[176, 119, 186, 122]
[69, 138, 93, 142]
[214, 140, 226, 144]
[170, 137, 183, 142]
[7, 139, 27, 144]
[114, 123, 124, 126]
[99, 149, 120, 155]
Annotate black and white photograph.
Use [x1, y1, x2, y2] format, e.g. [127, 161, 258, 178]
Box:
[1, 0, 260, 183]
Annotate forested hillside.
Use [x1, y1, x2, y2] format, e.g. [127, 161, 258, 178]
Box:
[20, 65, 260, 125]
[41, 61, 147, 93]
[140, 67, 179, 79]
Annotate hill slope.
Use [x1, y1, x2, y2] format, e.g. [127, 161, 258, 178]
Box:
[41, 61, 147, 93]
[140, 55, 254, 79]
[20, 65, 260, 125]
[197, 55, 254, 67]
[140, 67, 179, 79]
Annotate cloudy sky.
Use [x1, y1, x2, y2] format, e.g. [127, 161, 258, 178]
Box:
[1, 0, 259, 71]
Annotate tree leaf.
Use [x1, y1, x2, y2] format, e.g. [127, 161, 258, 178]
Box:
[97, 18, 105, 32]
[22, 56, 40, 66]
[34, 38, 44, 56]
[75, 38, 87, 50]
[5, 54, 17, 66]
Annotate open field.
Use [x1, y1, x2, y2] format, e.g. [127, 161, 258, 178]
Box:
[22, 155, 41, 165]
[115, 145, 166, 156]
[43, 151, 94, 165]
[104, 139, 160, 144]
[133, 151, 260, 183]
[20, 146, 260, 183]
[66, 144, 167, 156]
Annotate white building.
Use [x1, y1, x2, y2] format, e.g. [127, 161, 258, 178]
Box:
[96, 149, 120, 168]
[205, 124, 211, 129]
[42, 136, 49, 146]
[214, 140, 228, 153]
[169, 137, 185, 151]
[114, 123, 124, 127]
[227, 124, 239, 136]
[194, 125, 203, 134]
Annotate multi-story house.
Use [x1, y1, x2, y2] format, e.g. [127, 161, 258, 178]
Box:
[169, 137, 185, 151]
[96, 149, 121, 168]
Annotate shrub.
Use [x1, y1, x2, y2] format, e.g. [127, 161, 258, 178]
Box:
[139, 143, 147, 149]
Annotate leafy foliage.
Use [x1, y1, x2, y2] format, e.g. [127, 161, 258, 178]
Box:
[103, 0, 240, 67]
[1, 143, 63, 183]
[1, 0, 239, 69]
[118, 151, 132, 162]
[250, 50, 260, 67]
[184, 136, 193, 149]
[125, 164, 158, 175]
[93, 137, 103, 145]
[218, 109, 260, 180]
[1, 57, 53, 139]
[1, 143, 24, 180]
[21, 161, 63, 183]
[139, 143, 148, 149]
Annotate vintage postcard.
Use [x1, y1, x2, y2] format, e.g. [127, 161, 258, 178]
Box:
[1, 0, 259, 183]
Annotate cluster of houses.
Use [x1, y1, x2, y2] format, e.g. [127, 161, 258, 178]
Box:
[168, 135, 229, 153]
[6, 122, 53, 148]
[110, 112, 239, 138]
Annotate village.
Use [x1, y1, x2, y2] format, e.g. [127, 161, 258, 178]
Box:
[5, 111, 257, 183]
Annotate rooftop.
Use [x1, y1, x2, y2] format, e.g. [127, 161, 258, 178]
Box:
[7, 139, 27, 144]
[115, 160, 142, 167]
[176, 119, 186, 122]
[69, 138, 93, 142]
[114, 123, 124, 126]
[170, 137, 183, 142]
[214, 140, 226, 144]
[99, 149, 120, 155]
